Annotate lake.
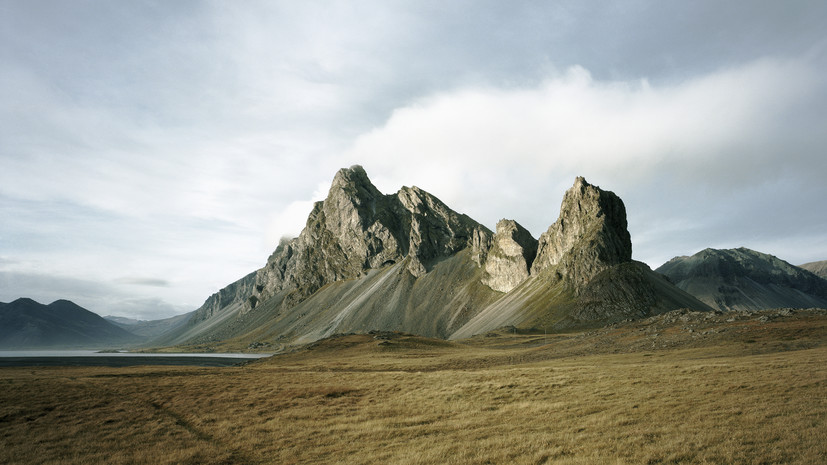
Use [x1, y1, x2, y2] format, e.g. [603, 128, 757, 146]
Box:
[0, 350, 272, 367]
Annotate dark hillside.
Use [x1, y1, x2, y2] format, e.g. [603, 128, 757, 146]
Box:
[0, 298, 142, 349]
[657, 248, 827, 311]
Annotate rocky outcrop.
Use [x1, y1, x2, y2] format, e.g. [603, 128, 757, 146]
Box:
[189, 272, 257, 325]
[245, 165, 492, 311]
[451, 177, 711, 339]
[395, 185, 492, 276]
[171, 169, 712, 348]
[531, 177, 632, 290]
[481, 219, 538, 293]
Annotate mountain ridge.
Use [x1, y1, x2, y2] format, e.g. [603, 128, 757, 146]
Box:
[656, 247, 827, 312]
[104, 312, 193, 339]
[244, 166, 492, 313]
[799, 260, 827, 280]
[0, 298, 142, 349]
[160, 166, 711, 349]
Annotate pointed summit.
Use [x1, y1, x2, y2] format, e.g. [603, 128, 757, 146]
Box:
[328, 165, 381, 199]
[238, 166, 491, 313]
[322, 164, 384, 241]
[482, 219, 538, 293]
[169, 168, 711, 348]
[394, 184, 491, 276]
[531, 177, 632, 289]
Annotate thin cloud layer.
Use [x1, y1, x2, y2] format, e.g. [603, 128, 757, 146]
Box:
[113, 278, 171, 288]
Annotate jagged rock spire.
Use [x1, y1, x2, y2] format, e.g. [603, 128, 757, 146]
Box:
[179, 170, 713, 347]
[531, 177, 632, 290]
[482, 219, 538, 293]
[243, 165, 491, 311]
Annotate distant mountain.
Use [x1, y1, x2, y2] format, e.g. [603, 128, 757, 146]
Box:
[104, 312, 193, 339]
[799, 260, 827, 280]
[156, 166, 710, 349]
[0, 298, 143, 349]
[656, 248, 827, 312]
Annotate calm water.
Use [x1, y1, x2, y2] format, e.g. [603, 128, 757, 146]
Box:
[0, 350, 272, 367]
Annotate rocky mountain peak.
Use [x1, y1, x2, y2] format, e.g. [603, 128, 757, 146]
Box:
[396, 185, 430, 213]
[394, 184, 491, 276]
[329, 165, 381, 201]
[322, 165, 383, 237]
[175, 170, 716, 348]
[481, 219, 538, 293]
[240, 166, 491, 311]
[531, 177, 632, 290]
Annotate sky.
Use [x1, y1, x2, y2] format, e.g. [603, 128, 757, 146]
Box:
[2, 1, 827, 320]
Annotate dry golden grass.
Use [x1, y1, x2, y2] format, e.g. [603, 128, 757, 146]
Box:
[2, 316, 826, 464]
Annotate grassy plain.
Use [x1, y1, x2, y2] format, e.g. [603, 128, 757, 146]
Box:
[1, 311, 826, 464]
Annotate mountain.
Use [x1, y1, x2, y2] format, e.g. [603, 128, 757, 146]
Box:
[159, 166, 710, 349]
[155, 166, 495, 346]
[104, 311, 194, 339]
[450, 176, 711, 338]
[656, 248, 827, 312]
[0, 298, 142, 349]
[799, 260, 827, 280]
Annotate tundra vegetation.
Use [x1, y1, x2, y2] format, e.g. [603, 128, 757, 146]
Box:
[1, 308, 825, 464]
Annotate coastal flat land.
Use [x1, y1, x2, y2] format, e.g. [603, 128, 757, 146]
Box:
[1, 310, 826, 464]
[0, 354, 265, 368]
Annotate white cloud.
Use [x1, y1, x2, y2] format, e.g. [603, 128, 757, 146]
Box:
[264, 181, 331, 249]
[345, 58, 826, 246]
[351, 58, 819, 182]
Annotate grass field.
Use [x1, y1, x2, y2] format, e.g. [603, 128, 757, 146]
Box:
[1, 311, 826, 464]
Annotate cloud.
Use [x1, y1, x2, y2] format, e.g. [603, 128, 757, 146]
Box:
[264, 181, 331, 247]
[345, 57, 827, 265]
[351, 58, 821, 185]
[104, 297, 191, 321]
[113, 277, 171, 287]
[0, 193, 268, 314]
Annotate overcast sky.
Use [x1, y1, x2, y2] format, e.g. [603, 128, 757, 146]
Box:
[2, 1, 826, 319]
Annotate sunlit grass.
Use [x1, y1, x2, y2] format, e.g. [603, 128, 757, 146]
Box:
[1, 322, 825, 464]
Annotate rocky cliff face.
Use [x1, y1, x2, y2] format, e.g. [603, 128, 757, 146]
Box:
[174, 169, 708, 347]
[189, 272, 256, 325]
[245, 165, 492, 312]
[194, 173, 633, 319]
[531, 177, 632, 290]
[481, 219, 538, 293]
